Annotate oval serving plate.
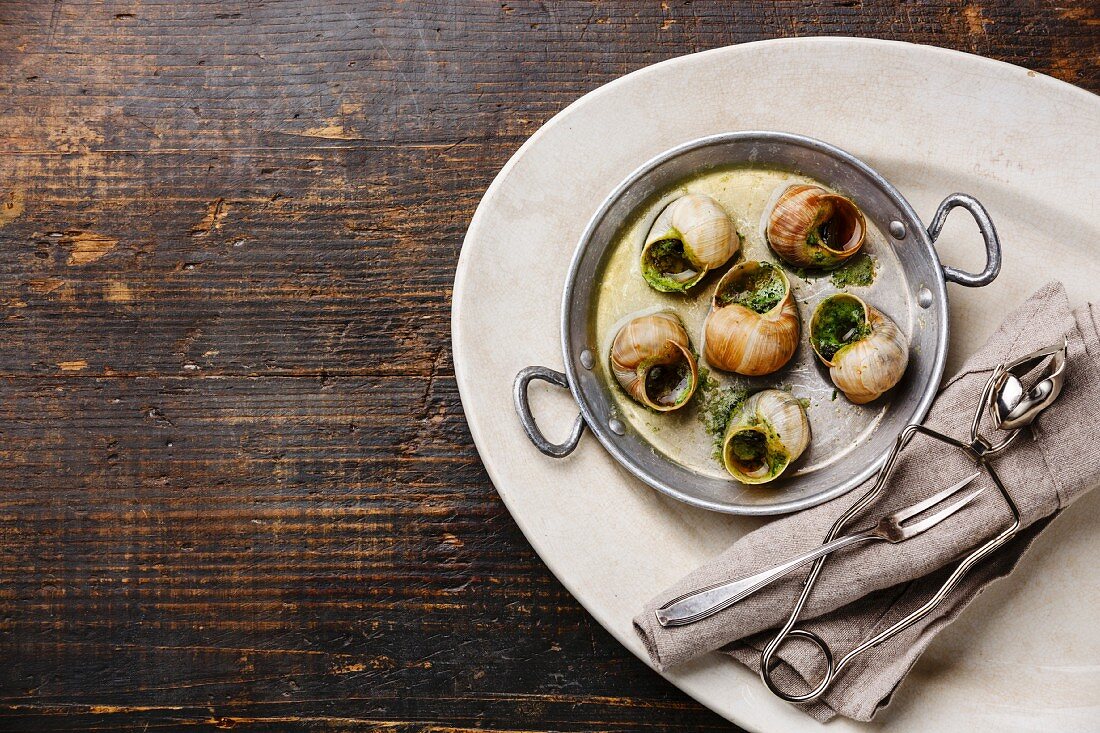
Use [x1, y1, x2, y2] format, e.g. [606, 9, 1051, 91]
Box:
[516, 132, 1000, 515]
[454, 38, 1100, 733]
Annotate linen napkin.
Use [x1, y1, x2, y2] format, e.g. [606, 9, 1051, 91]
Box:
[634, 281, 1100, 722]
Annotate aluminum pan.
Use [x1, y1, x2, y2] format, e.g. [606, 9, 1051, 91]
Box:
[560, 132, 953, 515]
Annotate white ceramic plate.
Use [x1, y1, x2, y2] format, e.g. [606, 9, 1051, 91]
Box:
[453, 38, 1100, 732]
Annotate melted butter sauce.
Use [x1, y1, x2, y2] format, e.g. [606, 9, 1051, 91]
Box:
[593, 166, 911, 481]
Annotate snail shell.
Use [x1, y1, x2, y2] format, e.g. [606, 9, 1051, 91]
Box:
[610, 312, 698, 411]
[641, 193, 739, 292]
[721, 389, 810, 484]
[703, 261, 800, 376]
[766, 184, 866, 269]
[809, 293, 908, 404]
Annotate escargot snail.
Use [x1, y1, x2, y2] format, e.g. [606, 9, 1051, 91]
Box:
[609, 312, 698, 411]
[766, 184, 866, 269]
[810, 293, 909, 404]
[703, 260, 800, 376]
[721, 389, 810, 484]
[641, 193, 739, 293]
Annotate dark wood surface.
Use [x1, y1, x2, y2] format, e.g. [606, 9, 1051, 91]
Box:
[0, 2, 1095, 731]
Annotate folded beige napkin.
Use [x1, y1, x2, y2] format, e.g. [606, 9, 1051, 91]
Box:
[634, 282, 1100, 722]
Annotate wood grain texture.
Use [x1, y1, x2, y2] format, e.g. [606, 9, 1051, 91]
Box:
[0, 1, 1095, 731]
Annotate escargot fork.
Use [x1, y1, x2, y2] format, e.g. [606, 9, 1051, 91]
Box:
[654, 472, 984, 628]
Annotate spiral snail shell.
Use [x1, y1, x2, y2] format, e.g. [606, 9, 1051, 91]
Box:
[641, 193, 739, 293]
[721, 389, 810, 484]
[610, 312, 698, 411]
[766, 184, 866, 269]
[809, 293, 909, 404]
[703, 261, 800, 376]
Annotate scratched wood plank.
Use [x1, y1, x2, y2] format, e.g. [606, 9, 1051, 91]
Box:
[0, 1, 1095, 731]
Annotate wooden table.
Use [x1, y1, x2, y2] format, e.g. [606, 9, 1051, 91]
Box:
[0, 2, 1095, 730]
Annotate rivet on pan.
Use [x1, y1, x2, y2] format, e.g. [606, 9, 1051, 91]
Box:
[917, 285, 933, 309]
[580, 349, 595, 370]
[608, 419, 626, 436]
[889, 220, 907, 240]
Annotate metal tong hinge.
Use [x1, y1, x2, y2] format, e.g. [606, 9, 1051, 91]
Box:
[970, 338, 1068, 458]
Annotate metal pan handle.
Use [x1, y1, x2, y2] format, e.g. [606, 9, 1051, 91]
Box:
[513, 366, 586, 457]
[927, 193, 1001, 287]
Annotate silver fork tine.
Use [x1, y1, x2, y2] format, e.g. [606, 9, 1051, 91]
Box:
[897, 485, 986, 538]
[891, 472, 981, 523]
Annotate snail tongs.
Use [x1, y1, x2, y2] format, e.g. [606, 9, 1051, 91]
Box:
[754, 337, 1068, 704]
